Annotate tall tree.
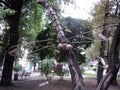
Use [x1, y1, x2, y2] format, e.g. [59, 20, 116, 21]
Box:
[97, 0, 109, 85]
[0, 0, 24, 86]
[96, 0, 120, 89]
[91, 0, 120, 86]
[27, 53, 40, 71]
[96, 23, 120, 90]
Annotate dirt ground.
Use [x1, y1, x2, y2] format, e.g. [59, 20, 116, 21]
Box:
[0, 74, 120, 90]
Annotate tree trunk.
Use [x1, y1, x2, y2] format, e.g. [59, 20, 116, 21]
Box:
[0, 55, 3, 67]
[97, 0, 109, 85]
[96, 23, 120, 90]
[97, 61, 104, 85]
[1, 0, 23, 86]
[0, 53, 14, 85]
[37, 0, 67, 42]
[66, 50, 84, 90]
[0, 29, 9, 66]
[37, 0, 84, 89]
[33, 62, 36, 72]
[111, 66, 119, 86]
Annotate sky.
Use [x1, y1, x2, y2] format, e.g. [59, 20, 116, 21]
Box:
[61, 0, 100, 20]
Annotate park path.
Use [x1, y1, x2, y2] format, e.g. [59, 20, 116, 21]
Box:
[0, 72, 120, 90]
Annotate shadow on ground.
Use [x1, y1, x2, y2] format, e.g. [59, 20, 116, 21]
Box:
[0, 77, 120, 90]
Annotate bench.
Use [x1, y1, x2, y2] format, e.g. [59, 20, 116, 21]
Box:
[18, 71, 31, 79]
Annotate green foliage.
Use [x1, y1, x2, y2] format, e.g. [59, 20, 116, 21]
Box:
[85, 42, 100, 60]
[91, 66, 97, 71]
[0, 6, 15, 29]
[61, 17, 93, 64]
[62, 17, 93, 48]
[0, 29, 9, 55]
[40, 58, 54, 76]
[83, 73, 96, 77]
[19, 0, 44, 42]
[13, 65, 22, 72]
[27, 53, 40, 65]
[0, 7, 15, 20]
[18, 0, 77, 63]
[35, 23, 58, 60]
[87, 0, 120, 61]
[91, 0, 120, 28]
[56, 70, 64, 77]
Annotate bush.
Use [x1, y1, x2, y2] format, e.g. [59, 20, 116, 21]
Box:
[55, 63, 64, 76]
[13, 65, 22, 73]
[40, 58, 54, 77]
[91, 66, 97, 71]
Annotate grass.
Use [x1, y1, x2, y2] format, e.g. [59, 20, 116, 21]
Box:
[83, 73, 96, 77]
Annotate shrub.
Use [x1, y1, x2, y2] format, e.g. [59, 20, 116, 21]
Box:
[40, 58, 54, 78]
[91, 66, 97, 71]
[13, 65, 22, 73]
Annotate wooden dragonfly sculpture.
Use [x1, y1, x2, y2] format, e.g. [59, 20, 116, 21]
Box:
[37, 0, 84, 90]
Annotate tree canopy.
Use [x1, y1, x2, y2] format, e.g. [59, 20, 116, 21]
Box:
[0, 0, 119, 90]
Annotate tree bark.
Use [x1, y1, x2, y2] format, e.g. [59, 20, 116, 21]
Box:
[66, 50, 84, 90]
[1, 0, 23, 86]
[33, 62, 36, 72]
[111, 65, 119, 86]
[97, 61, 104, 85]
[37, 0, 68, 43]
[97, 0, 109, 85]
[0, 29, 9, 66]
[96, 23, 120, 90]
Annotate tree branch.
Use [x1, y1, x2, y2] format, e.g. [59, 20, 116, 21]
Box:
[0, 0, 11, 9]
[108, 13, 120, 19]
[115, 0, 119, 16]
